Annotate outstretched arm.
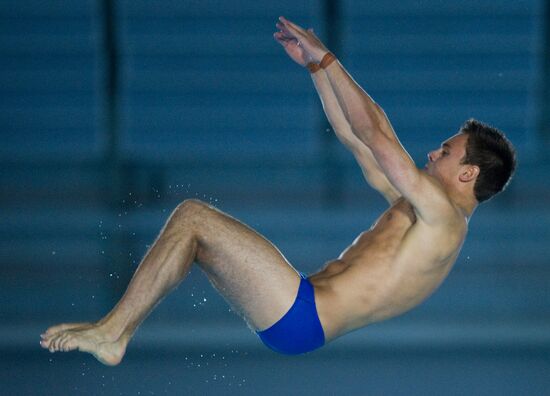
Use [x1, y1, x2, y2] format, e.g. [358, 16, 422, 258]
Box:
[311, 69, 401, 204]
[277, 16, 455, 224]
[274, 22, 400, 205]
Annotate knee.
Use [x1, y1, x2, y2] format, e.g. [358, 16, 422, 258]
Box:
[172, 199, 211, 223]
[177, 198, 210, 212]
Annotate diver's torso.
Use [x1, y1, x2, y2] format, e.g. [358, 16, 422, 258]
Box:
[309, 197, 466, 341]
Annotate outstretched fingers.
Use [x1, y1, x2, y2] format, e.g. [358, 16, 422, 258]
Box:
[276, 22, 294, 40]
[279, 16, 307, 36]
[278, 17, 323, 56]
[274, 28, 302, 52]
[274, 26, 298, 50]
[273, 31, 289, 45]
[280, 19, 308, 43]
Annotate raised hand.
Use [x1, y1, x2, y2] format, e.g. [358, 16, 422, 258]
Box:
[273, 23, 313, 67]
[273, 16, 330, 66]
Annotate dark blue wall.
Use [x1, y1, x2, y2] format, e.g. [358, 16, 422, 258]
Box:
[1, 1, 549, 395]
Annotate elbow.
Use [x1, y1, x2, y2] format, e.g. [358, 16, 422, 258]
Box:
[349, 115, 378, 144]
[351, 121, 385, 148]
[349, 105, 387, 143]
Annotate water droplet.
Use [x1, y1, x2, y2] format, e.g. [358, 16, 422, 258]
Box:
[51, 251, 56, 255]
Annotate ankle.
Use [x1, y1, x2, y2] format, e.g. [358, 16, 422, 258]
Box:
[95, 319, 129, 342]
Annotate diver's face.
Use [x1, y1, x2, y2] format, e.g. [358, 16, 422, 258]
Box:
[425, 133, 468, 184]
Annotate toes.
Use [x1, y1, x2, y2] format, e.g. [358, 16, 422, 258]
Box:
[48, 337, 57, 353]
[50, 333, 66, 352]
[41, 334, 57, 351]
[42, 322, 85, 338]
[48, 335, 60, 352]
[58, 334, 69, 352]
[43, 330, 83, 353]
[63, 337, 80, 352]
[60, 333, 77, 352]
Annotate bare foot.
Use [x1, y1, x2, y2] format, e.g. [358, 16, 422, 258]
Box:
[40, 322, 128, 366]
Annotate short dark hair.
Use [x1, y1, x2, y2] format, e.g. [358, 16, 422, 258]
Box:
[459, 119, 517, 203]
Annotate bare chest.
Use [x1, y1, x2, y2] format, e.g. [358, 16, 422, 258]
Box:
[339, 199, 416, 263]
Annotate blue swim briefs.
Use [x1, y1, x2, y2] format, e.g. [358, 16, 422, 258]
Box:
[256, 272, 325, 355]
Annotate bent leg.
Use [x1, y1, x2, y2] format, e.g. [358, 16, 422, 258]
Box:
[192, 200, 302, 330]
[40, 199, 302, 364]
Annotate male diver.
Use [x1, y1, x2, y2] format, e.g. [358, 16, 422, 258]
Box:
[40, 17, 516, 365]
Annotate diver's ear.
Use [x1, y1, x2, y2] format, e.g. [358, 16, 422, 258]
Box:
[459, 164, 479, 183]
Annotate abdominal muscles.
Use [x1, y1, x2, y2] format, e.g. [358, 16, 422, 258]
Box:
[316, 198, 453, 332]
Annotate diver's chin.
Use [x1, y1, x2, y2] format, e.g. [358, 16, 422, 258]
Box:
[423, 167, 437, 179]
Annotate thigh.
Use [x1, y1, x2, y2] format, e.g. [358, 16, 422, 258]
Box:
[190, 201, 302, 331]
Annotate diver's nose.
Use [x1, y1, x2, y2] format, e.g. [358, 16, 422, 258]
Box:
[428, 148, 440, 162]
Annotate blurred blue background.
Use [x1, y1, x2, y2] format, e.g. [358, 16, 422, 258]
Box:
[1, 0, 549, 394]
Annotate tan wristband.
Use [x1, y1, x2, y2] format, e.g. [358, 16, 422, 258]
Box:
[319, 52, 337, 69]
[306, 62, 321, 74]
